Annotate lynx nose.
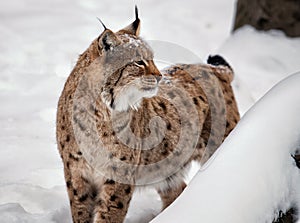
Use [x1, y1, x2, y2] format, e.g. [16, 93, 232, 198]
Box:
[155, 75, 162, 83]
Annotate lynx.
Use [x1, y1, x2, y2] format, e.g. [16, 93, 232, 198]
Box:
[56, 7, 240, 223]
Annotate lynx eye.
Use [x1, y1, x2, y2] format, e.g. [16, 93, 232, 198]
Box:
[134, 60, 148, 67]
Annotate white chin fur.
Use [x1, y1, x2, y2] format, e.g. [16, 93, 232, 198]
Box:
[114, 86, 158, 112]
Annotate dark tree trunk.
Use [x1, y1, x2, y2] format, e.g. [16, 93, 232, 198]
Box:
[233, 0, 300, 37]
[273, 154, 300, 223]
[273, 208, 296, 223]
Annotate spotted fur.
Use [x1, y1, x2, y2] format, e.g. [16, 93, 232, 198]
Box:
[56, 9, 239, 223]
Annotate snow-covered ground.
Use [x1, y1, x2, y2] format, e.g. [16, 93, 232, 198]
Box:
[0, 0, 300, 222]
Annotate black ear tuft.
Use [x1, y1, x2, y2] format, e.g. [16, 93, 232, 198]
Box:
[132, 5, 140, 33]
[135, 5, 139, 21]
[97, 17, 107, 30]
[118, 6, 141, 36]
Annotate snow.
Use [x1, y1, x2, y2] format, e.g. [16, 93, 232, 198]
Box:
[151, 73, 300, 223]
[219, 26, 300, 114]
[0, 0, 300, 222]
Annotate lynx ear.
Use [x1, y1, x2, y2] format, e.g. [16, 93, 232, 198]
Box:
[119, 6, 141, 36]
[98, 29, 121, 51]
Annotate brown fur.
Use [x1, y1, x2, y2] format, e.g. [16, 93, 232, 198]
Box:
[56, 13, 239, 223]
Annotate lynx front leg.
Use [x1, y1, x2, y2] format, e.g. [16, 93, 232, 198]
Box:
[157, 181, 186, 210]
[93, 180, 134, 223]
[64, 165, 95, 223]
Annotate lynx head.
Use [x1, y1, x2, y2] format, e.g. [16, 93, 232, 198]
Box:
[96, 7, 162, 112]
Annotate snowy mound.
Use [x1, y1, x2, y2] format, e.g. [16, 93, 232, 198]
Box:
[219, 26, 300, 115]
[151, 73, 300, 223]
